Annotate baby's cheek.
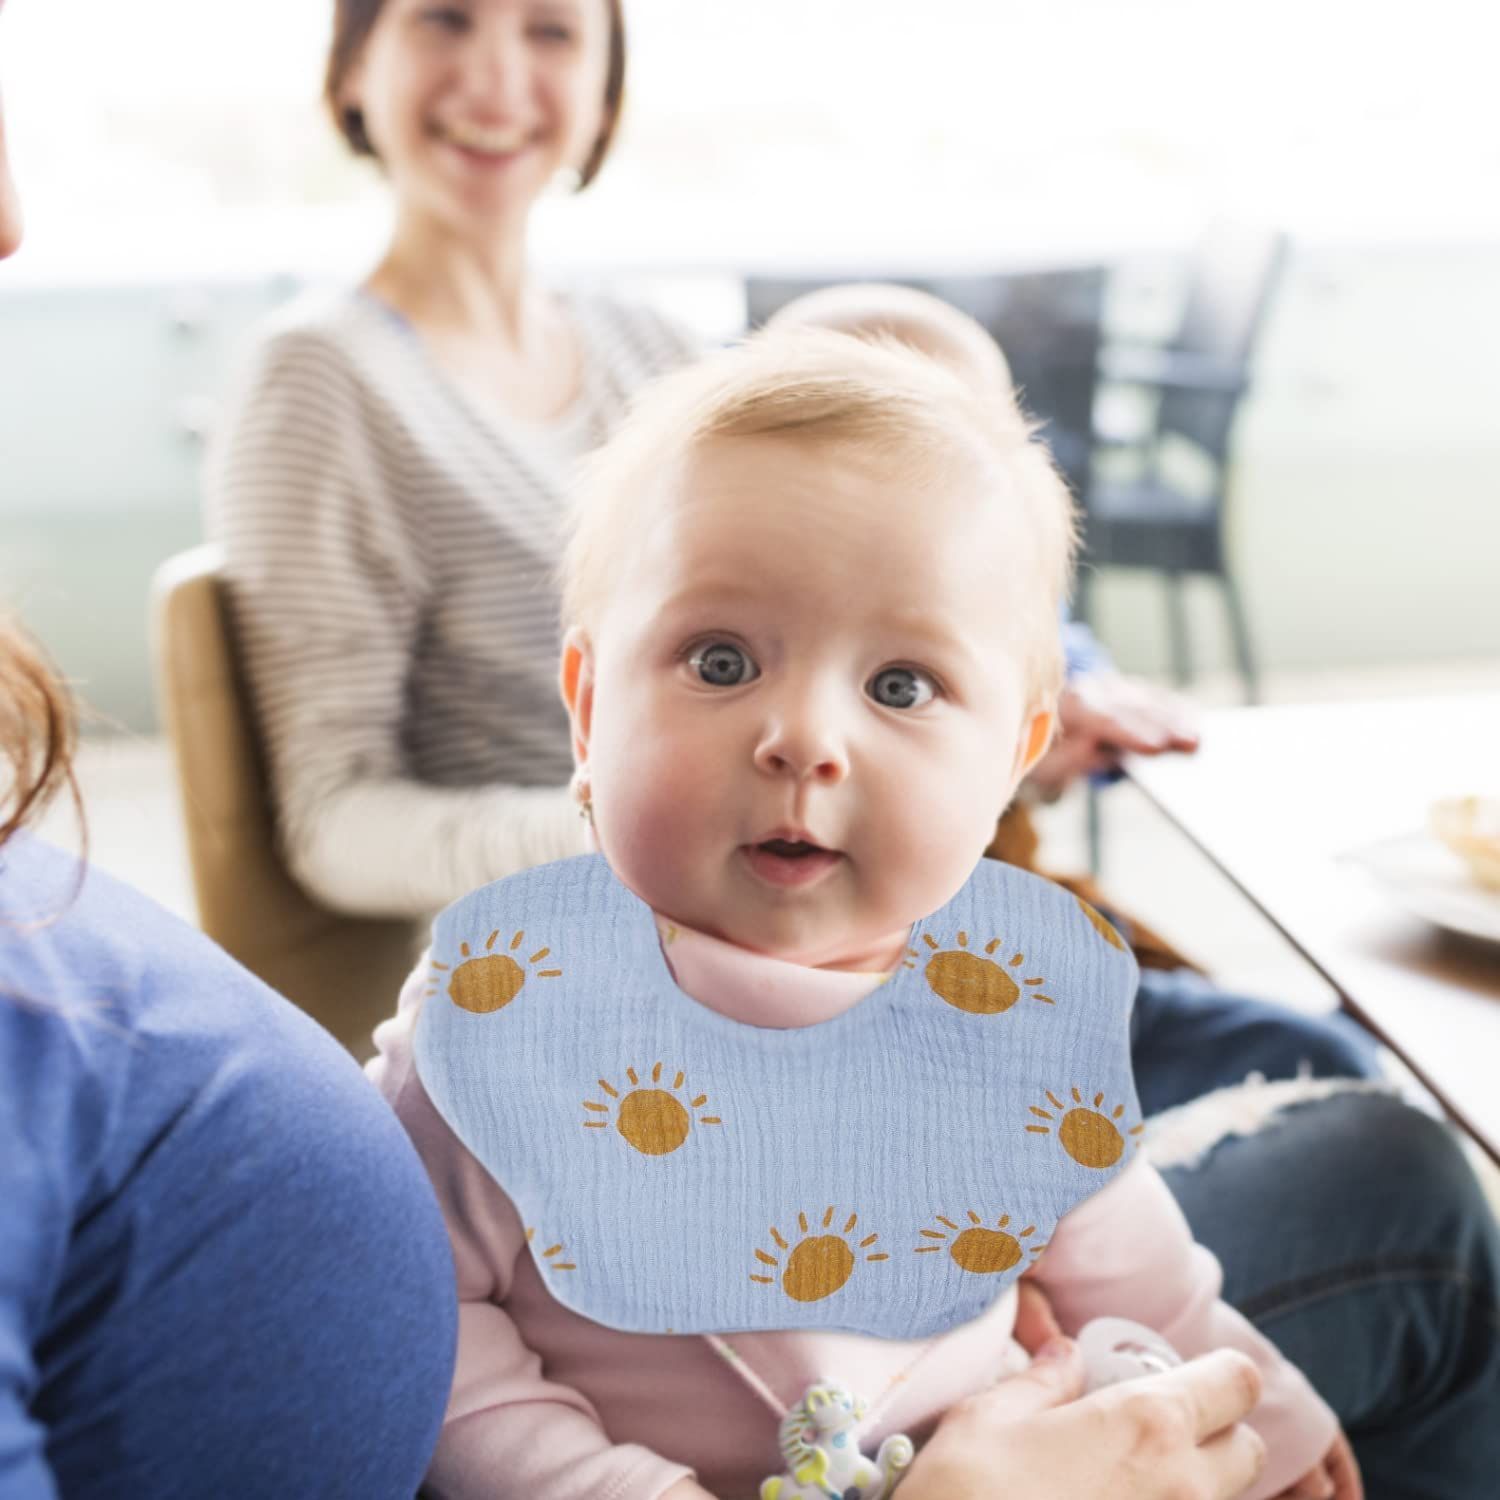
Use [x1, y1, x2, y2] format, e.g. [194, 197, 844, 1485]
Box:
[869, 762, 995, 904]
[642, 739, 715, 820]
[602, 742, 716, 877]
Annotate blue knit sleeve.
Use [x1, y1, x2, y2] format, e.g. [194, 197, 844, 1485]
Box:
[0, 997, 73, 1500]
[0, 838, 457, 1499]
[1062, 613, 1114, 680]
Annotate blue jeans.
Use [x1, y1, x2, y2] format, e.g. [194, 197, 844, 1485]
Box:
[1160, 1091, 1500, 1498]
[1131, 965, 1383, 1119]
[1128, 967, 1500, 1492]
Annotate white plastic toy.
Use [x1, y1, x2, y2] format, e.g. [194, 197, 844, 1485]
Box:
[758, 1380, 914, 1500]
[1077, 1316, 1184, 1393]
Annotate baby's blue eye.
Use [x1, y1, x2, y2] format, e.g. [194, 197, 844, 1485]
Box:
[690, 642, 758, 687]
[867, 666, 935, 710]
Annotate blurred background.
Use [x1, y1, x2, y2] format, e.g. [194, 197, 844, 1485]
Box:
[2, 0, 1500, 732]
[4, 0, 1499, 944]
[3, 0, 1498, 735]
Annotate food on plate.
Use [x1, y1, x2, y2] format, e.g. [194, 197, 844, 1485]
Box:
[1430, 795, 1500, 891]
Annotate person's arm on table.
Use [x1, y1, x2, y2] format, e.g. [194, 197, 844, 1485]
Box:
[1029, 613, 1199, 802]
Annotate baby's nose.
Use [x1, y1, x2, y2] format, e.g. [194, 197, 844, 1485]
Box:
[752, 716, 849, 784]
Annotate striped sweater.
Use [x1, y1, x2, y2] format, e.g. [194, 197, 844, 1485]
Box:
[207, 287, 699, 917]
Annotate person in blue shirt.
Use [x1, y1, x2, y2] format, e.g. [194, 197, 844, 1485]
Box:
[0, 800, 457, 1497]
[0, 43, 456, 1489]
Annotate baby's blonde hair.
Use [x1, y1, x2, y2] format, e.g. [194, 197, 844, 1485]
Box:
[559, 328, 1079, 705]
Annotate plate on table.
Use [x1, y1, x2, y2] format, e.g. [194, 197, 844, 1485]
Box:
[1341, 832, 1500, 945]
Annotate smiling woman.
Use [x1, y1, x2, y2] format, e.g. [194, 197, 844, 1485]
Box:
[208, 0, 701, 923]
[326, 0, 625, 189]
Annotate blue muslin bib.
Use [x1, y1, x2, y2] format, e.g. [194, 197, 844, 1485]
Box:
[414, 854, 1141, 1340]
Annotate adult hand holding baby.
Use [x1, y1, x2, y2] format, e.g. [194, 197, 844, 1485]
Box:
[1013, 1282, 1360, 1500]
[659, 1352, 1265, 1500]
[1269, 1432, 1363, 1500]
[901, 1340, 1267, 1500]
[658, 1281, 1265, 1500]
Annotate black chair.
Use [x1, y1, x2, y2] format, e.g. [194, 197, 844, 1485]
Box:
[743, 268, 1107, 503]
[1078, 222, 1289, 704]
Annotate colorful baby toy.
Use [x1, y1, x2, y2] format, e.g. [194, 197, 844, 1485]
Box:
[758, 1380, 913, 1500]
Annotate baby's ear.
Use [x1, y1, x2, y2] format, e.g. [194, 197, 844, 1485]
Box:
[559, 627, 596, 767]
[1015, 706, 1056, 777]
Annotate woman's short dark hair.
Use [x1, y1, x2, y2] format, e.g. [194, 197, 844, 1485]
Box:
[324, 0, 627, 190]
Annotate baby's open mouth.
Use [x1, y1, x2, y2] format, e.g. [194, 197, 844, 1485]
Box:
[758, 838, 824, 858]
[742, 838, 843, 889]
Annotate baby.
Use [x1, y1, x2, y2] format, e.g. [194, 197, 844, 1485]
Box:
[371, 326, 1345, 1500]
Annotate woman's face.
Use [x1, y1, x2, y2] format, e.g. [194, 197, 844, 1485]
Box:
[349, 0, 611, 238]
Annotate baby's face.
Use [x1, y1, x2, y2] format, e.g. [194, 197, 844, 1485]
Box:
[566, 431, 1050, 971]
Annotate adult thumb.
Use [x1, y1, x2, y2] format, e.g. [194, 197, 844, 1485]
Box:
[973, 1338, 1086, 1422]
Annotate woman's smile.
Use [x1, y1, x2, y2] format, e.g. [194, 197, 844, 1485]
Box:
[435, 118, 536, 157]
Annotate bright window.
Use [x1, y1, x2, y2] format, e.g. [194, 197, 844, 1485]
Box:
[4, 0, 1496, 283]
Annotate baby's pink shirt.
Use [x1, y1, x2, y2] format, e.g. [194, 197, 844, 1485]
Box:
[370, 920, 1335, 1500]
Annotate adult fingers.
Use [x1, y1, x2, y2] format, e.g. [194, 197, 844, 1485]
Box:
[1099, 678, 1201, 750]
[1114, 712, 1174, 751]
[1111, 697, 1202, 752]
[1145, 1349, 1263, 1444]
[1266, 1466, 1333, 1500]
[1131, 679, 1202, 736]
[945, 1338, 1086, 1429]
[1011, 1278, 1064, 1354]
[1192, 1420, 1269, 1500]
[1327, 1434, 1364, 1500]
[901, 1346, 1086, 1500]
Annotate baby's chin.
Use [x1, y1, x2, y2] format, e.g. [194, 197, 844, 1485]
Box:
[605, 850, 910, 972]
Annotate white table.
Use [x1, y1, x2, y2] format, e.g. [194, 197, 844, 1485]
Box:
[1125, 693, 1500, 1164]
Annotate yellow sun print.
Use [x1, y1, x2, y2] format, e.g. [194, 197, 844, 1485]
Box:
[1026, 1088, 1144, 1168]
[902, 931, 1055, 1013]
[1075, 897, 1126, 951]
[426, 929, 562, 1014]
[915, 1211, 1047, 1273]
[750, 1208, 889, 1303]
[524, 1226, 577, 1273]
[582, 1062, 722, 1156]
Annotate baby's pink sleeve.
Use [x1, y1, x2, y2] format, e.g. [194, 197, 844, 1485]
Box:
[1028, 1158, 1337, 1500]
[368, 966, 697, 1500]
